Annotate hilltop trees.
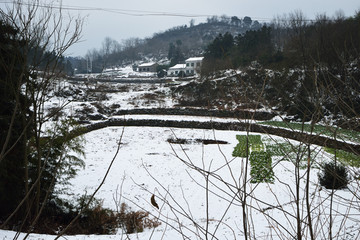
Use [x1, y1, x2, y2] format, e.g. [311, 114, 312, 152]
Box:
[168, 40, 185, 66]
[202, 26, 276, 73]
[202, 32, 234, 73]
[205, 32, 234, 59]
[231, 16, 241, 26]
[233, 26, 275, 66]
[243, 16, 252, 27]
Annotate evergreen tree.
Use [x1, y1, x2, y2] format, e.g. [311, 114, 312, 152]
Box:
[243, 16, 252, 27]
[204, 32, 234, 59]
[0, 20, 32, 219]
[28, 119, 85, 208]
[234, 26, 274, 66]
[168, 41, 185, 66]
[0, 1, 83, 230]
[201, 32, 234, 74]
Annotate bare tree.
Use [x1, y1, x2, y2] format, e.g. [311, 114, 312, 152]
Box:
[0, 0, 83, 233]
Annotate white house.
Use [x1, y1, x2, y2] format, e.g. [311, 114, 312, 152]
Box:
[185, 57, 204, 75]
[167, 57, 204, 76]
[137, 62, 158, 72]
[167, 64, 186, 76]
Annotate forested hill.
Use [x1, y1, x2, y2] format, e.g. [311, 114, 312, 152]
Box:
[140, 16, 261, 59]
[70, 15, 262, 73]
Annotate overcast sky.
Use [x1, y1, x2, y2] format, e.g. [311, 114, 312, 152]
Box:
[2, 0, 360, 56]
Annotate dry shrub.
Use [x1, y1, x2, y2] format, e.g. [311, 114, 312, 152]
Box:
[118, 203, 161, 234]
[41, 198, 161, 235]
[141, 93, 158, 100]
[24, 198, 119, 235]
[73, 198, 160, 234]
[76, 202, 119, 234]
[91, 102, 107, 114]
[110, 103, 121, 110]
[117, 85, 130, 92]
[77, 104, 95, 114]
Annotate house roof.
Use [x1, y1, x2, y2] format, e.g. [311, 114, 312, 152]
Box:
[138, 62, 157, 67]
[169, 64, 186, 70]
[185, 57, 204, 62]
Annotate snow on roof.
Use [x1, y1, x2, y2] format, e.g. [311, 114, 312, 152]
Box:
[185, 57, 204, 62]
[169, 64, 186, 70]
[138, 62, 157, 67]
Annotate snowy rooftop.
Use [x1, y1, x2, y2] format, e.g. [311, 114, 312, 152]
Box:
[185, 57, 204, 62]
[169, 64, 186, 70]
[138, 62, 157, 67]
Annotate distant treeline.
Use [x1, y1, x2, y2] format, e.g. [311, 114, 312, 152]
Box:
[202, 12, 360, 72]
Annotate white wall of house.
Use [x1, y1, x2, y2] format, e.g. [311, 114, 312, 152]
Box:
[166, 57, 203, 76]
[185, 57, 203, 75]
[137, 62, 157, 72]
[167, 64, 186, 76]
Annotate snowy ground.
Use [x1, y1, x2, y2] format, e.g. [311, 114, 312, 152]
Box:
[78, 65, 158, 79]
[44, 81, 178, 123]
[2, 80, 360, 239]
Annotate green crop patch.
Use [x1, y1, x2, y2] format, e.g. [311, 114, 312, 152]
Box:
[266, 143, 319, 169]
[232, 135, 274, 183]
[251, 143, 264, 152]
[249, 151, 274, 183]
[233, 135, 263, 158]
[232, 142, 249, 158]
[265, 143, 293, 156]
[260, 121, 360, 144]
[324, 148, 360, 168]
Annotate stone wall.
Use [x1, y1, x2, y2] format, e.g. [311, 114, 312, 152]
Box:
[71, 118, 360, 155]
[114, 108, 275, 120]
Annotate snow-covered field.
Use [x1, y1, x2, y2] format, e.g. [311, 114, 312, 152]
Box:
[78, 65, 158, 79]
[2, 80, 359, 239]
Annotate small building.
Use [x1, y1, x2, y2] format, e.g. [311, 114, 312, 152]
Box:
[137, 62, 158, 72]
[167, 64, 186, 76]
[185, 57, 204, 75]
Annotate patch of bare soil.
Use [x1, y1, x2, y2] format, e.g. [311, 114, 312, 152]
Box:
[167, 138, 228, 145]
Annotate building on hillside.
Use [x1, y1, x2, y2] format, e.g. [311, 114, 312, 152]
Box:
[185, 57, 204, 75]
[167, 64, 186, 76]
[167, 57, 204, 77]
[137, 62, 158, 72]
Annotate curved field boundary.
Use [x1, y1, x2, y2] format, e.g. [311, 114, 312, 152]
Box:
[113, 108, 275, 120]
[70, 118, 360, 155]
